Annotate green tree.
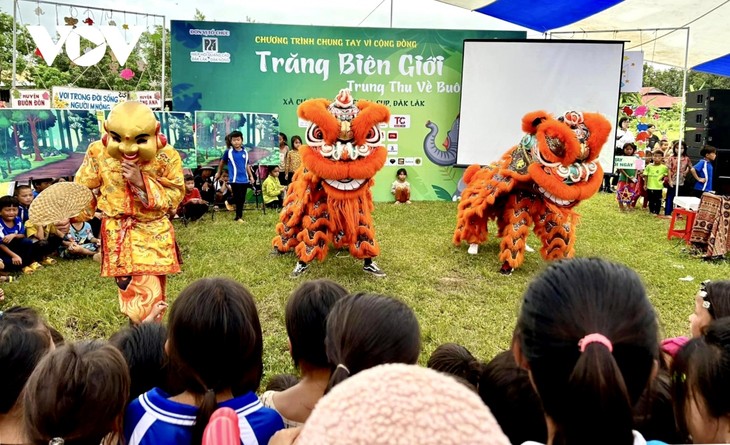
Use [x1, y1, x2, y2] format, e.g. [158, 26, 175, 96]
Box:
[194, 9, 206, 20]
[0, 10, 34, 86]
[643, 64, 730, 97]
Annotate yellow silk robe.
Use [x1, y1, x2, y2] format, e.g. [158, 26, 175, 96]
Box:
[74, 141, 185, 277]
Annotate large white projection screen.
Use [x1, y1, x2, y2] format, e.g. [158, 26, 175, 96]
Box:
[457, 40, 623, 173]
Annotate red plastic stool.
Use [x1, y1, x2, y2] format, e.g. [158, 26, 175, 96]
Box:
[668, 208, 697, 244]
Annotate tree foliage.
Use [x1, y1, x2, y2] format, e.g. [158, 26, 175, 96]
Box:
[643, 64, 730, 97]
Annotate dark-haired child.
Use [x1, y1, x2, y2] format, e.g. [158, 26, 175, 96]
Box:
[24, 340, 130, 445]
[642, 150, 669, 215]
[215, 131, 254, 223]
[262, 166, 286, 210]
[124, 277, 284, 444]
[427, 343, 482, 391]
[671, 317, 730, 443]
[194, 166, 216, 203]
[110, 322, 175, 401]
[177, 174, 208, 221]
[59, 219, 101, 259]
[14, 185, 33, 222]
[514, 258, 659, 445]
[391, 168, 411, 204]
[265, 374, 300, 392]
[0, 306, 54, 444]
[615, 143, 640, 211]
[325, 292, 421, 393]
[479, 350, 547, 445]
[261, 279, 348, 427]
[0, 196, 43, 274]
[690, 145, 718, 198]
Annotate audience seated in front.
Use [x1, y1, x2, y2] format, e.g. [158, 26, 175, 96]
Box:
[261, 279, 348, 427]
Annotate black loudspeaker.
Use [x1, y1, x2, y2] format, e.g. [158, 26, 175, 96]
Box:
[685, 89, 730, 111]
[684, 128, 730, 148]
[685, 89, 730, 150]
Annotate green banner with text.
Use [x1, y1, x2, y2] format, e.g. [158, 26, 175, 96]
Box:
[171, 21, 524, 201]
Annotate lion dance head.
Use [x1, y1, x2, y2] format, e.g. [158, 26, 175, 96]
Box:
[297, 89, 389, 198]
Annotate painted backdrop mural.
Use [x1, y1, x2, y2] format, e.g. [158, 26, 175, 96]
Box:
[171, 21, 524, 201]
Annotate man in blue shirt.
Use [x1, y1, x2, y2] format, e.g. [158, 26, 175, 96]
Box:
[215, 130, 254, 223]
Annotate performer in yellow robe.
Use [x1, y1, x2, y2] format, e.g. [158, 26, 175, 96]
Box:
[74, 101, 184, 323]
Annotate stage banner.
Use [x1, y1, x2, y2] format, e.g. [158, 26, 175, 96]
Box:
[171, 21, 524, 201]
[11, 89, 52, 109]
[0, 110, 196, 181]
[52, 86, 128, 111]
[193, 111, 278, 170]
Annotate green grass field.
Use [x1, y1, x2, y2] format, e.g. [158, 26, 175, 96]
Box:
[2, 192, 728, 380]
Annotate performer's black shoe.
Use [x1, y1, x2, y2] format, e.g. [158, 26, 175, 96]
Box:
[290, 261, 309, 278]
[499, 262, 513, 276]
[363, 261, 386, 278]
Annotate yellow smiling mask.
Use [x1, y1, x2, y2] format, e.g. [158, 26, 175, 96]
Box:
[102, 101, 167, 163]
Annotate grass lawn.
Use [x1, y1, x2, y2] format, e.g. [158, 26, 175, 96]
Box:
[2, 192, 728, 381]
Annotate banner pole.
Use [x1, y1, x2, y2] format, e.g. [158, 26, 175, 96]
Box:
[12, 0, 18, 88]
[161, 16, 167, 109]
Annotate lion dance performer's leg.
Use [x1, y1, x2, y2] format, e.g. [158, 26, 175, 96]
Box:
[273, 169, 309, 253]
[496, 192, 535, 274]
[533, 203, 578, 261]
[294, 187, 333, 263]
[453, 164, 514, 249]
[341, 192, 380, 260]
[116, 275, 166, 324]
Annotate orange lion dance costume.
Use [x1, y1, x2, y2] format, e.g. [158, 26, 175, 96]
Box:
[454, 110, 611, 275]
[75, 101, 184, 323]
[272, 89, 389, 278]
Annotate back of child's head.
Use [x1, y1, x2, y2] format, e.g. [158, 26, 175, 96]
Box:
[167, 277, 263, 444]
[703, 279, 730, 321]
[24, 340, 130, 445]
[0, 195, 19, 211]
[632, 368, 681, 444]
[427, 342, 482, 390]
[109, 322, 170, 401]
[265, 374, 301, 392]
[325, 292, 421, 392]
[515, 257, 658, 445]
[286, 279, 348, 370]
[672, 317, 730, 443]
[701, 145, 717, 157]
[0, 306, 52, 414]
[478, 350, 547, 444]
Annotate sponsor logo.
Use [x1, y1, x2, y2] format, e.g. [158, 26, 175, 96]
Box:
[190, 36, 231, 63]
[390, 115, 410, 128]
[387, 131, 398, 141]
[387, 144, 398, 155]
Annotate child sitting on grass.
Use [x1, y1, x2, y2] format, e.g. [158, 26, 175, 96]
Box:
[391, 168, 411, 204]
[14, 185, 33, 223]
[262, 166, 287, 210]
[177, 174, 209, 221]
[59, 219, 101, 259]
[0, 196, 43, 275]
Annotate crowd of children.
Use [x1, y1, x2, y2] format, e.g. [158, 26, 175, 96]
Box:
[2, 259, 730, 444]
[613, 139, 719, 217]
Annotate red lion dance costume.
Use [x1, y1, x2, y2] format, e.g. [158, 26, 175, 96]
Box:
[272, 89, 389, 278]
[454, 110, 611, 275]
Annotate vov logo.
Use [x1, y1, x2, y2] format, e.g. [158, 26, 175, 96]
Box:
[27, 25, 145, 67]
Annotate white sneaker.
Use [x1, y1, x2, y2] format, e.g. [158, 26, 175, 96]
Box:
[525, 244, 535, 253]
[468, 243, 479, 255]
